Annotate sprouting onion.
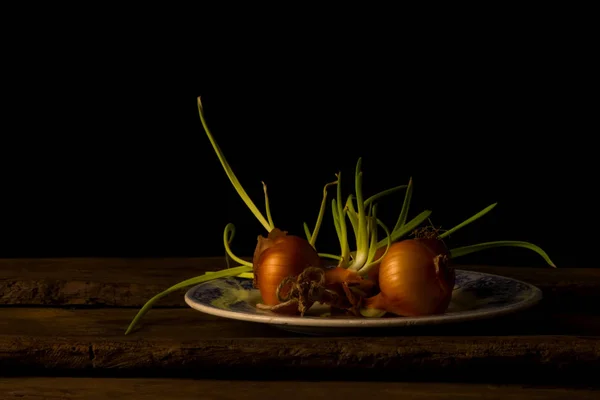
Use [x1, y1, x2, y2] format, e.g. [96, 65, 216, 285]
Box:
[361, 238, 455, 318]
[198, 97, 336, 311]
[318, 159, 555, 319]
[357, 198, 556, 319]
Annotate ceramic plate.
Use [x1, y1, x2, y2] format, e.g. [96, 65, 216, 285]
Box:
[184, 269, 542, 335]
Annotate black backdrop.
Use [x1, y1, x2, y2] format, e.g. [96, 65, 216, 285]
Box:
[0, 29, 592, 269]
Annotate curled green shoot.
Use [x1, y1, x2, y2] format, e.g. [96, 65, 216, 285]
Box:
[450, 241, 556, 267]
[223, 223, 253, 267]
[124, 265, 251, 335]
[438, 202, 497, 239]
[262, 182, 275, 230]
[304, 179, 338, 248]
[197, 97, 272, 232]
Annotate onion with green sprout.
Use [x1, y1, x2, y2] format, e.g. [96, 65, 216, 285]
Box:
[197, 98, 353, 316]
[303, 157, 555, 318]
[353, 179, 555, 318]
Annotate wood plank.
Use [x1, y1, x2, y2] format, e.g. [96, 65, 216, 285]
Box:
[1, 257, 598, 308]
[1, 308, 599, 384]
[0, 378, 598, 400]
[3, 307, 600, 339]
[0, 257, 230, 306]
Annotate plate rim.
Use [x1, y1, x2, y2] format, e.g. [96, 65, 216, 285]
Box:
[184, 269, 543, 328]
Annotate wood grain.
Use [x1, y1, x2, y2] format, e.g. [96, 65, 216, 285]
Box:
[3, 307, 600, 339]
[1, 378, 598, 400]
[1, 257, 598, 308]
[1, 308, 599, 384]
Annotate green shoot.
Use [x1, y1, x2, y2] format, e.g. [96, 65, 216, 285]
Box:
[345, 195, 359, 239]
[345, 159, 396, 272]
[319, 253, 343, 261]
[364, 184, 408, 207]
[439, 202, 497, 239]
[306, 179, 338, 247]
[350, 158, 370, 269]
[303, 222, 312, 243]
[197, 97, 272, 232]
[357, 217, 392, 275]
[126, 217, 255, 334]
[223, 224, 253, 267]
[330, 161, 424, 272]
[366, 205, 379, 265]
[336, 172, 351, 267]
[262, 182, 275, 230]
[332, 198, 342, 246]
[392, 177, 413, 233]
[450, 241, 556, 268]
[124, 265, 252, 335]
[206, 271, 254, 279]
[375, 209, 432, 249]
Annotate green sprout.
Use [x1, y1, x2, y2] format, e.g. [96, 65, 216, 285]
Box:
[329, 160, 555, 270]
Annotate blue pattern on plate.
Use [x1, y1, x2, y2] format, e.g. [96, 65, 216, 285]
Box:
[191, 277, 246, 304]
[453, 271, 532, 308]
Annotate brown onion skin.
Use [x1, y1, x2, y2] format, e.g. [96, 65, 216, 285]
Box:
[367, 238, 455, 316]
[255, 235, 321, 306]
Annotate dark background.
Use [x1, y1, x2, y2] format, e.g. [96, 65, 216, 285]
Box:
[0, 18, 593, 269]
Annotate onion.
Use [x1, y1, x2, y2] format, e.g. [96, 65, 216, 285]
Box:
[252, 228, 321, 313]
[362, 238, 455, 317]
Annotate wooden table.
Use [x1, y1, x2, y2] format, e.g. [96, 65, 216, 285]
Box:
[1, 257, 599, 399]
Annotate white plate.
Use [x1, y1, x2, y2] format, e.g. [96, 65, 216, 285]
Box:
[184, 269, 542, 335]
